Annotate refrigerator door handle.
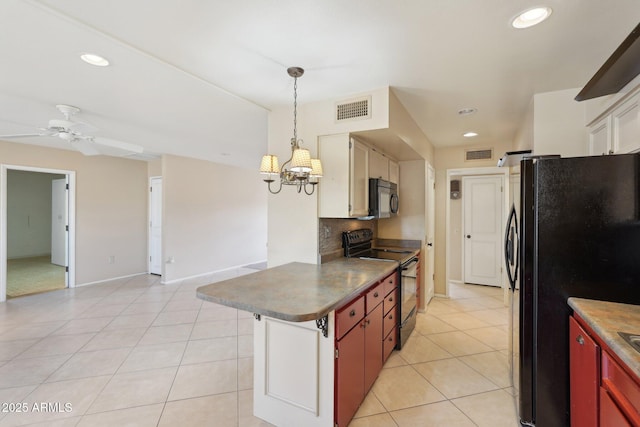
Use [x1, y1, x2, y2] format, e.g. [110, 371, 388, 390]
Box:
[504, 204, 519, 291]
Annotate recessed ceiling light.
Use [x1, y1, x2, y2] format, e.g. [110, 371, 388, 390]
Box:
[512, 7, 552, 29]
[463, 132, 478, 138]
[458, 108, 477, 116]
[80, 53, 110, 67]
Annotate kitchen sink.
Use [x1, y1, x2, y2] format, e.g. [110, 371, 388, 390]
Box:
[618, 332, 640, 354]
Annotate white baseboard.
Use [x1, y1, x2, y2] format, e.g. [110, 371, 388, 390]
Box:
[449, 280, 464, 285]
[161, 260, 267, 285]
[75, 272, 147, 287]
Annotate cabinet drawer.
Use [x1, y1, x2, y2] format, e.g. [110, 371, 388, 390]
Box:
[382, 271, 398, 296]
[384, 289, 397, 315]
[336, 296, 365, 340]
[383, 327, 396, 361]
[383, 306, 397, 338]
[366, 282, 385, 312]
[600, 387, 632, 427]
[602, 351, 640, 423]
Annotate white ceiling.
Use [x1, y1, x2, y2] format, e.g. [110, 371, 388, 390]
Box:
[0, 0, 638, 166]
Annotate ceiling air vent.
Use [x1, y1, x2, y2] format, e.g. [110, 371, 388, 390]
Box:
[465, 148, 493, 161]
[335, 96, 371, 122]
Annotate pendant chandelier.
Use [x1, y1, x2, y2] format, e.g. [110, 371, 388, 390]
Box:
[260, 67, 323, 195]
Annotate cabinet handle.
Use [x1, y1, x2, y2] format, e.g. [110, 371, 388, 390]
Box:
[608, 149, 614, 155]
[388, 336, 393, 341]
[389, 315, 393, 320]
[576, 335, 585, 345]
[389, 297, 393, 302]
[390, 280, 393, 284]
[349, 309, 356, 317]
[374, 292, 379, 298]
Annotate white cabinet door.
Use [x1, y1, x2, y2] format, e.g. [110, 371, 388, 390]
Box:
[318, 134, 369, 218]
[369, 149, 388, 181]
[350, 139, 369, 217]
[588, 116, 611, 156]
[389, 160, 399, 184]
[613, 92, 640, 154]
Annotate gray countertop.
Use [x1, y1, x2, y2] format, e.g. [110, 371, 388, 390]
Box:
[196, 259, 399, 322]
[568, 297, 640, 378]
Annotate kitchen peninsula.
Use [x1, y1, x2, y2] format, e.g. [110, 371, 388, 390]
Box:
[196, 259, 399, 427]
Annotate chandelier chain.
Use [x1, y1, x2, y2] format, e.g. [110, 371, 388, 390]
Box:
[293, 76, 298, 143]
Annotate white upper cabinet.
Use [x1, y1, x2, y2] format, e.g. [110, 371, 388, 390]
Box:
[588, 116, 612, 156]
[369, 149, 389, 181]
[318, 134, 369, 218]
[389, 160, 399, 184]
[588, 88, 640, 155]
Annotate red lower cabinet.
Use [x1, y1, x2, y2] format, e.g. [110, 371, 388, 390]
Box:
[601, 387, 632, 427]
[335, 316, 365, 427]
[570, 314, 640, 427]
[364, 303, 383, 392]
[335, 271, 397, 427]
[569, 316, 600, 427]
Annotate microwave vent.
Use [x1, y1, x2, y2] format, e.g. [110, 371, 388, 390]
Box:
[336, 96, 371, 122]
[465, 148, 493, 161]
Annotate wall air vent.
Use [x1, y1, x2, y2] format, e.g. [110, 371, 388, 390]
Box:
[335, 96, 371, 122]
[465, 148, 493, 161]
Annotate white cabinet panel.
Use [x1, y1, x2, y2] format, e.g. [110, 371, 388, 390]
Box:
[369, 149, 389, 181]
[389, 160, 399, 184]
[318, 134, 369, 218]
[254, 315, 334, 427]
[588, 116, 612, 156]
[613, 93, 640, 154]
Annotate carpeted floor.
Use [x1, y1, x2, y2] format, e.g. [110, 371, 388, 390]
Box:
[7, 255, 66, 298]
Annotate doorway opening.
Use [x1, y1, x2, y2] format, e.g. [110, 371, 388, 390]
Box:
[1, 165, 76, 302]
[445, 166, 509, 297]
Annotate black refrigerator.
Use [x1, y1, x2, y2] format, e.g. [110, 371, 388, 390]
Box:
[506, 153, 640, 427]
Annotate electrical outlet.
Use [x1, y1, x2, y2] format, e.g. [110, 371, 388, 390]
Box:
[108, 256, 115, 264]
[167, 256, 175, 264]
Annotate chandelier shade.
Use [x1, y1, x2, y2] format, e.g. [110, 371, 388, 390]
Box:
[260, 155, 280, 174]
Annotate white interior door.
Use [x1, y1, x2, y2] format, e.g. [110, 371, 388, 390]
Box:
[463, 175, 503, 287]
[149, 177, 162, 275]
[50, 178, 67, 268]
[425, 163, 435, 304]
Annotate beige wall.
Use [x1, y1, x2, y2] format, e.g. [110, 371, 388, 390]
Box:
[161, 154, 267, 282]
[389, 90, 435, 164]
[433, 140, 514, 295]
[1, 140, 148, 285]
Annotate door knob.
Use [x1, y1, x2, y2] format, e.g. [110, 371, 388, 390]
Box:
[466, 235, 471, 239]
[427, 243, 433, 247]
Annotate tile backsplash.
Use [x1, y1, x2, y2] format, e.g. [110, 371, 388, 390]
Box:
[318, 218, 377, 262]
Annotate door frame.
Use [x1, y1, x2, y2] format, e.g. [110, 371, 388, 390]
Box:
[445, 166, 509, 297]
[424, 162, 435, 307]
[0, 164, 76, 302]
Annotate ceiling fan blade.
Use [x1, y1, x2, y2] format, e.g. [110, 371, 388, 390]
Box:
[0, 133, 50, 138]
[93, 137, 144, 154]
[69, 139, 101, 156]
[67, 120, 97, 134]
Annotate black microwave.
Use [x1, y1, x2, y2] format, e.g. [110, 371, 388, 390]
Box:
[369, 178, 398, 218]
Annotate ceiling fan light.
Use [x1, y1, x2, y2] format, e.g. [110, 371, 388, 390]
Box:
[80, 53, 110, 67]
[290, 148, 312, 172]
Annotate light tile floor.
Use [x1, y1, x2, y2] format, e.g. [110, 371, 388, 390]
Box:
[0, 271, 518, 426]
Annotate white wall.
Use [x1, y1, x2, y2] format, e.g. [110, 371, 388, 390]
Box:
[1, 140, 148, 285]
[161, 154, 267, 282]
[533, 88, 588, 157]
[7, 170, 64, 259]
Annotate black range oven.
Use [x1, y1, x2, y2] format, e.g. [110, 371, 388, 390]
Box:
[342, 229, 418, 349]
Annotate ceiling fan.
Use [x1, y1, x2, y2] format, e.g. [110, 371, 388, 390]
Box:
[0, 104, 144, 156]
